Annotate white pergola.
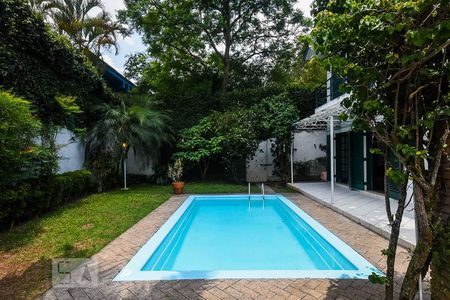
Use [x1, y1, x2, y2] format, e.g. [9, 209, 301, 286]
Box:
[290, 104, 350, 204]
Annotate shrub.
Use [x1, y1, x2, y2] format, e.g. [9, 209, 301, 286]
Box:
[0, 90, 41, 187]
[0, 170, 94, 230]
[167, 159, 184, 183]
[175, 117, 224, 181]
[294, 158, 327, 181]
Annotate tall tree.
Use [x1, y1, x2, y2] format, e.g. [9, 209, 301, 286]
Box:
[309, 0, 449, 299]
[1, 0, 112, 128]
[120, 0, 309, 94]
[41, 0, 127, 55]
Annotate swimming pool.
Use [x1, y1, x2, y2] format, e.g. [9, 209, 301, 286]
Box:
[114, 195, 381, 281]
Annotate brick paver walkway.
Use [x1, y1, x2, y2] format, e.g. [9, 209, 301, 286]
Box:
[40, 193, 428, 299]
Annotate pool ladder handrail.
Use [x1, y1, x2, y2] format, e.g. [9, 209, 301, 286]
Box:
[247, 182, 265, 208]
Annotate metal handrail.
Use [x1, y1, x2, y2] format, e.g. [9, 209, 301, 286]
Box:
[262, 183, 265, 209]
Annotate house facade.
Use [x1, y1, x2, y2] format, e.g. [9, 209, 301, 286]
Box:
[293, 70, 401, 200]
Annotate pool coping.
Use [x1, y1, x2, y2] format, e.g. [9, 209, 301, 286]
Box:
[113, 194, 382, 281]
[287, 183, 415, 249]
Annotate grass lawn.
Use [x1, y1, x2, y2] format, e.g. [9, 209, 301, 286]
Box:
[0, 182, 255, 299]
[268, 182, 297, 193]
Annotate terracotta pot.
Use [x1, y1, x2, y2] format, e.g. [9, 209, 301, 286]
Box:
[172, 182, 185, 194]
[320, 171, 328, 182]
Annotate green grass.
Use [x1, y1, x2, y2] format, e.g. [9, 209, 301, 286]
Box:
[268, 182, 297, 193]
[184, 181, 259, 194]
[0, 182, 253, 299]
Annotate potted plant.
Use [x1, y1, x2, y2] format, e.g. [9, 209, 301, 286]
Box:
[168, 158, 184, 194]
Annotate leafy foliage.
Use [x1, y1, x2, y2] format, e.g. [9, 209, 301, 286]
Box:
[369, 272, 390, 285]
[174, 88, 305, 182]
[167, 158, 184, 182]
[89, 149, 116, 192]
[0, 90, 41, 187]
[175, 117, 224, 180]
[39, 0, 128, 55]
[258, 93, 299, 181]
[120, 0, 309, 93]
[212, 109, 261, 181]
[86, 94, 171, 168]
[0, 0, 113, 128]
[296, 57, 327, 91]
[0, 170, 94, 229]
[309, 0, 450, 298]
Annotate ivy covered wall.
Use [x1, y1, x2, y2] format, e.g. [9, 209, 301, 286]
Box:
[0, 0, 114, 128]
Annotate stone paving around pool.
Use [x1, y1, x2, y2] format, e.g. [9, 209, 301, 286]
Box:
[40, 193, 429, 300]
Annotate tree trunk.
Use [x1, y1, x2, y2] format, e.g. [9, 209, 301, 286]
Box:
[199, 159, 209, 181]
[431, 134, 450, 299]
[385, 175, 408, 300]
[219, 0, 231, 95]
[220, 57, 230, 94]
[384, 147, 393, 225]
[400, 184, 434, 299]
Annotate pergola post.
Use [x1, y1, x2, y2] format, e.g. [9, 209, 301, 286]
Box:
[290, 132, 294, 185]
[329, 116, 335, 204]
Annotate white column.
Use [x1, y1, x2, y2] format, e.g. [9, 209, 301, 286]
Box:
[290, 132, 294, 185]
[122, 157, 128, 190]
[330, 116, 335, 204]
[363, 132, 368, 191]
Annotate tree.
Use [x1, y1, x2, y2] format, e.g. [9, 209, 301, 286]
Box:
[83, 10, 126, 56]
[258, 93, 299, 182]
[310, 0, 345, 17]
[0, 90, 41, 187]
[86, 94, 171, 175]
[29, 0, 47, 12]
[212, 109, 261, 181]
[175, 117, 224, 181]
[120, 0, 309, 94]
[309, 0, 449, 298]
[42, 0, 127, 55]
[0, 0, 113, 128]
[296, 57, 327, 91]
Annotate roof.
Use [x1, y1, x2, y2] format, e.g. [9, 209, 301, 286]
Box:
[303, 47, 316, 61]
[100, 61, 135, 92]
[294, 102, 349, 131]
[88, 52, 136, 92]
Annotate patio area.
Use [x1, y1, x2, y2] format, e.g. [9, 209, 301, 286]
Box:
[287, 182, 416, 249]
[41, 193, 424, 300]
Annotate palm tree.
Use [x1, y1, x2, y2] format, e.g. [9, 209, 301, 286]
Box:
[39, 0, 126, 55]
[29, 0, 47, 13]
[84, 10, 124, 56]
[86, 94, 171, 166]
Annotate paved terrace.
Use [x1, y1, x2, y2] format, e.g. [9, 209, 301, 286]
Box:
[41, 193, 426, 300]
[287, 182, 416, 249]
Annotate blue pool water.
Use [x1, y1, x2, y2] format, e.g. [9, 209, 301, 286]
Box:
[114, 195, 381, 281]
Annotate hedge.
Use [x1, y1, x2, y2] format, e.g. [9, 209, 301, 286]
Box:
[0, 170, 95, 229]
[219, 84, 317, 120]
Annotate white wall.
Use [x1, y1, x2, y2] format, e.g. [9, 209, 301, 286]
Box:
[126, 150, 154, 175]
[55, 128, 153, 175]
[56, 128, 85, 173]
[246, 139, 281, 182]
[293, 131, 327, 162]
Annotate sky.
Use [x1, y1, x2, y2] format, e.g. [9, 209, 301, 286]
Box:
[101, 0, 314, 76]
